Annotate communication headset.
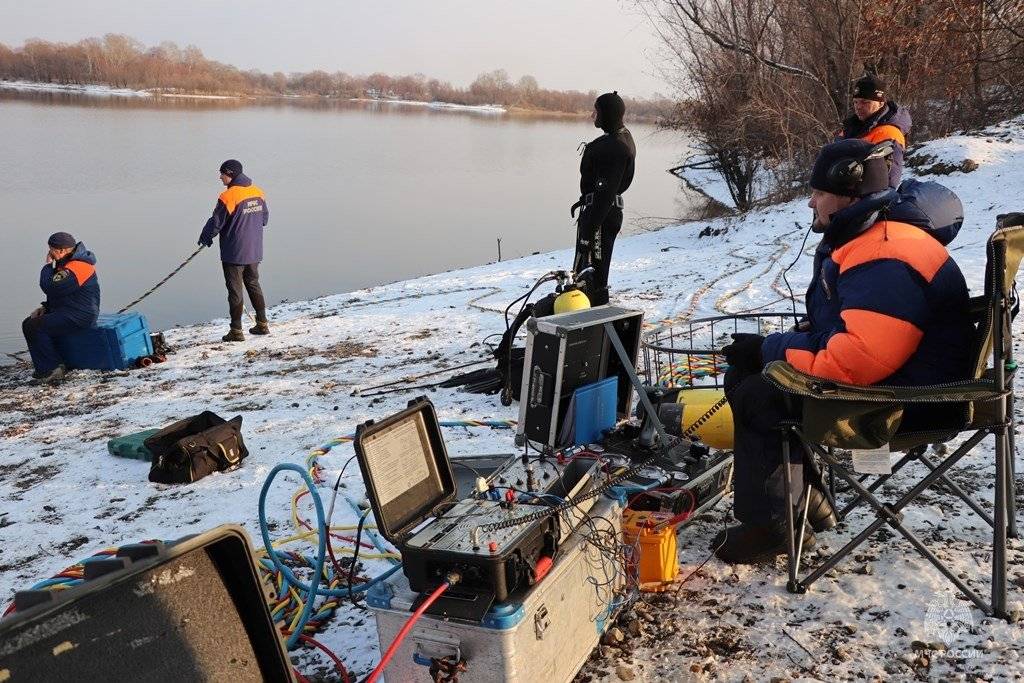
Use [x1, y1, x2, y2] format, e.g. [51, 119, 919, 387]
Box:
[826, 140, 895, 193]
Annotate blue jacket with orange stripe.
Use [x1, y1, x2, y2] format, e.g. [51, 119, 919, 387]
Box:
[40, 241, 100, 327]
[838, 101, 912, 188]
[198, 173, 269, 264]
[762, 189, 974, 386]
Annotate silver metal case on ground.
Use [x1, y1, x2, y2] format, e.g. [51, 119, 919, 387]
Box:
[516, 305, 644, 449]
[367, 496, 623, 683]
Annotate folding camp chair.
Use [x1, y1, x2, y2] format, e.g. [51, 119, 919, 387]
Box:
[763, 214, 1024, 619]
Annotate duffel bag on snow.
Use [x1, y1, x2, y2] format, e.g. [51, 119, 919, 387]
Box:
[145, 411, 248, 484]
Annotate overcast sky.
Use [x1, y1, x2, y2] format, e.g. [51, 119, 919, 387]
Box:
[0, 1, 671, 97]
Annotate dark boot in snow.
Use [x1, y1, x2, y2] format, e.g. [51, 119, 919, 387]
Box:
[222, 328, 245, 342]
[32, 364, 66, 386]
[713, 522, 815, 564]
[249, 321, 270, 335]
[804, 484, 838, 532]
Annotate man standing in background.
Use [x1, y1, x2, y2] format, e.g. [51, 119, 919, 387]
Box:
[571, 91, 636, 306]
[839, 74, 912, 188]
[198, 159, 270, 342]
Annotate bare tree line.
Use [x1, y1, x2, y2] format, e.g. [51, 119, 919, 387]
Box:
[642, 0, 1024, 209]
[0, 34, 674, 119]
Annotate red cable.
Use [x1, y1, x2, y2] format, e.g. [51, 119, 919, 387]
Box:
[365, 581, 451, 683]
[294, 490, 376, 549]
[292, 667, 310, 683]
[661, 488, 698, 528]
[298, 634, 351, 683]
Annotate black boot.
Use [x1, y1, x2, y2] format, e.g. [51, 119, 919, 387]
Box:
[222, 328, 245, 342]
[32, 364, 66, 386]
[712, 522, 815, 564]
[803, 485, 838, 532]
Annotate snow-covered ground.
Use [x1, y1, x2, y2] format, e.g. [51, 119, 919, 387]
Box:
[0, 79, 153, 97]
[1, 116, 1022, 681]
[0, 80, 240, 100]
[349, 97, 507, 114]
[0, 81, 505, 110]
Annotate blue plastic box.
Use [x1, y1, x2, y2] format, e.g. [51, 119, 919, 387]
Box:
[55, 312, 154, 370]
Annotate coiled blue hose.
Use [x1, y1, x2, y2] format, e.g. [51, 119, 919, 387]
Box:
[258, 462, 402, 649]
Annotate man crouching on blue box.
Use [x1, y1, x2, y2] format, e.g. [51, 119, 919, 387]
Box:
[22, 232, 100, 385]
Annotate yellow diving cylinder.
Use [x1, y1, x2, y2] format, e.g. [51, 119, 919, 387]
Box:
[672, 388, 734, 450]
[553, 288, 591, 314]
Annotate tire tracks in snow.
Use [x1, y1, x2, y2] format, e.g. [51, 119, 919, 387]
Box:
[663, 225, 804, 325]
[713, 227, 803, 314]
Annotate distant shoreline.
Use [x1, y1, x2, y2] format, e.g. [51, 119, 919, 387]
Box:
[0, 79, 155, 97]
[0, 80, 244, 100]
[0, 80, 614, 119]
[348, 97, 506, 114]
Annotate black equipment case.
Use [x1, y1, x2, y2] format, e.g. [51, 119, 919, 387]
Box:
[0, 525, 292, 682]
[517, 305, 644, 449]
[354, 398, 558, 620]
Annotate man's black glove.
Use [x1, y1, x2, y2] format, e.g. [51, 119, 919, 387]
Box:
[721, 333, 765, 374]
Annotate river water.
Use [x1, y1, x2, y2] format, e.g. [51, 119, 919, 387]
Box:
[0, 91, 702, 355]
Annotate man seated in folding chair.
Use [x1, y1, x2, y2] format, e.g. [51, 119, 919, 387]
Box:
[716, 138, 975, 563]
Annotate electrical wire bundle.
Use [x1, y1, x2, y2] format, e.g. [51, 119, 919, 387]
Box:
[0, 543, 162, 617]
[576, 506, 640, 618]
[270, 418, 518, 681]
[256, 532, 398, 638]
[473, 451, 665, 537]
[260, 446, 404, 683]
[656, 356, 725, 387]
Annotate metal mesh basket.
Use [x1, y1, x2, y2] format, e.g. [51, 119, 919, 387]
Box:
[642, 312, 800, 389]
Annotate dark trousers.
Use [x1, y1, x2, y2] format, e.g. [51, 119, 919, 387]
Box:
[725, 368, 814, 525]
[222, 263, 267, 329]
[22, 312, 87, 373]
[573, 207, 623, 306]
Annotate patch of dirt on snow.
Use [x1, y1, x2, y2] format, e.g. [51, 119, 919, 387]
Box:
[56, 535, 91, 556]
[117, 495, 160, 522]
[0, 458, 31, 483]
[0, 423, 33, 439]
[13, 464, 60, 491]
[323, 340, 377, 359]
[0, 551, 44, 573]
[577, 595, 753, 681]
[244, 340, 376, 364]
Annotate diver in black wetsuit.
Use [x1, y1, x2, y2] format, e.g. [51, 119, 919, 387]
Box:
[571, 91, 636, 306]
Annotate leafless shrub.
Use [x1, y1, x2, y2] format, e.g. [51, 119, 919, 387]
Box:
[642, 0, 1024, 210]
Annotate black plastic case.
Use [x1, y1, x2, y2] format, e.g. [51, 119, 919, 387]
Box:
[353, 397, 458, 544]
[516, 305, 643, 449]
[354, 398, 558, 616]
[0, 525, 293, 682]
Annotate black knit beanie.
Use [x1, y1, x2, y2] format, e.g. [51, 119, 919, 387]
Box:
[852, 74, 886, 102]
[220, 159, 243, 177]
[47, 232, 77, 249]
[810, 139, 890, 197]
[594, 91, 625, 133]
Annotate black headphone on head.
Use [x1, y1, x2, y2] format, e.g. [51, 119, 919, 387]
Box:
[826, 140, 895, 193]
